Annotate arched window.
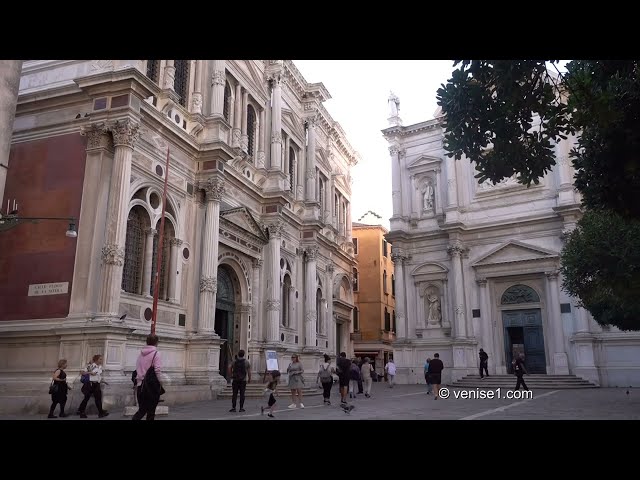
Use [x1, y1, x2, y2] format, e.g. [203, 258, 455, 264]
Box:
[316, 289, 323, 334]
[501, 284, 541, 305]
[146, 60, 160, 83]
[282, 274, 291, 327]
[383, 270, 388, 294]
[223, 82, 232, 123]
[384, 307, 390, 331]
[122, 207, 146, 294]
[174, 60, 190, 107]
[353, 268, 359, 292]
[247, 105, 256, 158]
[289, 146, 295, 191]
[151, 220, 176, 300]
[391, 274, 395, 296]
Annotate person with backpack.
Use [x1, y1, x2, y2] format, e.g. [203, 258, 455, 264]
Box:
[316, 354, 335, 405]
[229, 349, 251, 413]
[132, 334, 165, 421]
[77, 354, 109, 418]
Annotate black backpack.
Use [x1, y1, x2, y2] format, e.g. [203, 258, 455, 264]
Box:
[141, 352, 163, 398]
[233, 358, 247, 381]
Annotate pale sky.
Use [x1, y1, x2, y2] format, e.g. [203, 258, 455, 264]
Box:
[294, 60, 458, 229]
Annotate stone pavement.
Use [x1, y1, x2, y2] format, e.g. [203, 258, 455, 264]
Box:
[2, 383, 638, 420]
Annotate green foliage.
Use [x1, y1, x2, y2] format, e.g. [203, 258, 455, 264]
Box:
[560, 210, 640, 331]
[437, 60, 640, 329]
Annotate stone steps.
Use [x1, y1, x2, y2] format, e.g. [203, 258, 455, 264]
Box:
[450, 374, 598, 389]
[217, 383, 323, 398]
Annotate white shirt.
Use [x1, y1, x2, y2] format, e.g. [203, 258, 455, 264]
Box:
[87, 363, 103, 383]
[385, 362, 396, 376]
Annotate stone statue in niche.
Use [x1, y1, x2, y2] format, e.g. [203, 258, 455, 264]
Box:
[427, 292, 442, 325]
[422, 181, 435, 212]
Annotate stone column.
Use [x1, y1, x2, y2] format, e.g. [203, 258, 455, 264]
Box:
[284, 135, 291, 186]
[251, 259, 263, 342]
[390, 146, 403, 218]
[547, 270, 569, 374]
[326, 264, 335, 353]
[445, 155, 460, 223]
[447, 242, 467, 340]
[233, 84, 242, 148]
[575, 306, 590, 334]
[257, 108, 266, 169]
[240, 90, 249, 152]
[168, 238, 182, 303]
[191, 60, 203, 115]
[163, 60, 175, 91]
[346, 201, 352, 241]
[142, 228, 156, 297]
[0, 60, 22, 205]
[291, 154, 298, 195]
[265, 221, 283, 343]
[305, 119, 316, 202]
[270, 77, 282, 170]
[391, 251, 407, 340]
[197, 177, 225, 334]
[304, 245, 319, 347]
[210, 60, 226, 117]
[477, 278, 496, 373]
[98, 119, 139, 316]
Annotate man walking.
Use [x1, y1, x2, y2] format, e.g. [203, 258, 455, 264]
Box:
[513, 353, 529, 391]
[428, 353, 444, 399]
[384, 357, 396, 388]
[229, 349, 251, 412]
[479, 348, 489, 379]
[336, 352, 352, 406]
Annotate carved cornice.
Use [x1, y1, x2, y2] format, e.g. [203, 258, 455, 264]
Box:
[109, 119, 140, 148]
[200, 276, 217, 293]
[81, 123, 111, 151]
[200, 177, 225, 202]
[101, 244, 124, 266]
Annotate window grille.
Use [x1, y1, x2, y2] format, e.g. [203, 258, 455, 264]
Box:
[174, 60, 190, 107]
[122, 209, 144, 294]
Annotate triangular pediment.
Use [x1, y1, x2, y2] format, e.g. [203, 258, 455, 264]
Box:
[408, 154, 442, 170]
[282, 108, 305, 139]
[236, 60, 267, 97]
[220, 207, 268, 242]
[317, 148, 332, 174]
[411, 262, 448, 276]
[472, 240, 558, 267]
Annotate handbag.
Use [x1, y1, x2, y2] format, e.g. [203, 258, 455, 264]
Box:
[49, 380, 59, 395]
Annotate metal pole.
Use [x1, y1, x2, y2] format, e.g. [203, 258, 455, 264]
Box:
[151, 146, 171, 335]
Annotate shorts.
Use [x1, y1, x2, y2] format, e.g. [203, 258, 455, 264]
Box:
[268, 393, 276, 407]
[339, 375, 349, 388]
[430, 374, 442, 385]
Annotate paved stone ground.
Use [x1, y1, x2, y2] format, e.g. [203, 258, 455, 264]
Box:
[2, 383, 639, 420]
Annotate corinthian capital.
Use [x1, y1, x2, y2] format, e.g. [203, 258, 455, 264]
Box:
[81, 123, 112, 151]
[391, 252, 406, 265]
[201, 177, 225, 202]
[271, 131, 282, 145]
[447, 242, 467, 258]
[211, 69, 226, 86]
[101, 244, 125, 266]
[304, 245, 320, 261]
[265, 221, 284, 239]
[109, 119, 140, 148]
[200, 276, 217, 293]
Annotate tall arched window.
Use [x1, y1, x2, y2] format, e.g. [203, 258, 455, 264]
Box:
[122, 207, 146, 294]
[174, 60, 190, 107]
[383, 270, 388, 294]
[353, 307, 359, 332]
[384, 307, 390, 331]
[282, 274, 291, 327]
[353, 268, 359, 292]
[316, 289, 323, 334]
[223, 82, 232, 123]
[151, 220, 176, 300]
[289, 146, 295, 191]
[146, 60, 160, 83]
[391, 274, 395, 296]
[247, 105, 256, 158]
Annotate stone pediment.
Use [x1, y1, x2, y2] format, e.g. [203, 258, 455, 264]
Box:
[282, 108, 305, 138]
[411, 262, 448, 276]
[472, 240, 558, 267]
[408, 154, 442, 171]
[220, 207, 268, 243]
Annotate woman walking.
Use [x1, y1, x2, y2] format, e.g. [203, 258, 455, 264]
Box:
[48, 359, 70, 418]
[360, 357, 374, 398]
[317, 354, 335, 405]
[349, 359, 361, 399]
[287, 354, 305, 409]
[77, 354, 109, 418]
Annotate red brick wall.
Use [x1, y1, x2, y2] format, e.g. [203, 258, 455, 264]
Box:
[0, 133, 87, 320]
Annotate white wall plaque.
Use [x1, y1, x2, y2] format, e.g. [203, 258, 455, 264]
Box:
[28, 282, 69, 297]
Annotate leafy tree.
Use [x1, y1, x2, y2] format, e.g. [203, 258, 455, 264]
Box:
[436, 60, 640, 330]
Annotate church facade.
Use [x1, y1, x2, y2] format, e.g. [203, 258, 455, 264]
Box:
[0, 60, 359, 413]
[382, 96, 640, 387]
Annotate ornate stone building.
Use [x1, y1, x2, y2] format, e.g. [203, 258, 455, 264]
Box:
[0, 60, 359, 413]
[382, 94, 640, 387]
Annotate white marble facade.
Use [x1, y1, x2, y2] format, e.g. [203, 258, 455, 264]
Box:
[0, 60, 359, 412]
[383, 103, 640, 387]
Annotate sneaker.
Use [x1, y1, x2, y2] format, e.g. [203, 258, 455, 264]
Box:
[288, 403, 296, 409]
[98, 411, 109, 418]
[267, 413, 274, 418]
[365, 394, 370, 398]
[239, 408, 246, 412]
[261, 406, 264, 416]
[299, 403, 305, 409]
[229, 408, 237, 412]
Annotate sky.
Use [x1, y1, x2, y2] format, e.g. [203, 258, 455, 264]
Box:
[294, 60, 458, 229]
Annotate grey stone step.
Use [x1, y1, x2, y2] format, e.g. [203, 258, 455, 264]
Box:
[217, 384, 323, 398]
[450, 374, 598, 389]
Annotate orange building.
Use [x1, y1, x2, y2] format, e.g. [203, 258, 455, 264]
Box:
[352, 211, 396, 376]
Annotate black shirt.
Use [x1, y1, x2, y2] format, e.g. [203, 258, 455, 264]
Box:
[336, 357, 351, 377]
[428, 358, 444, 374]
